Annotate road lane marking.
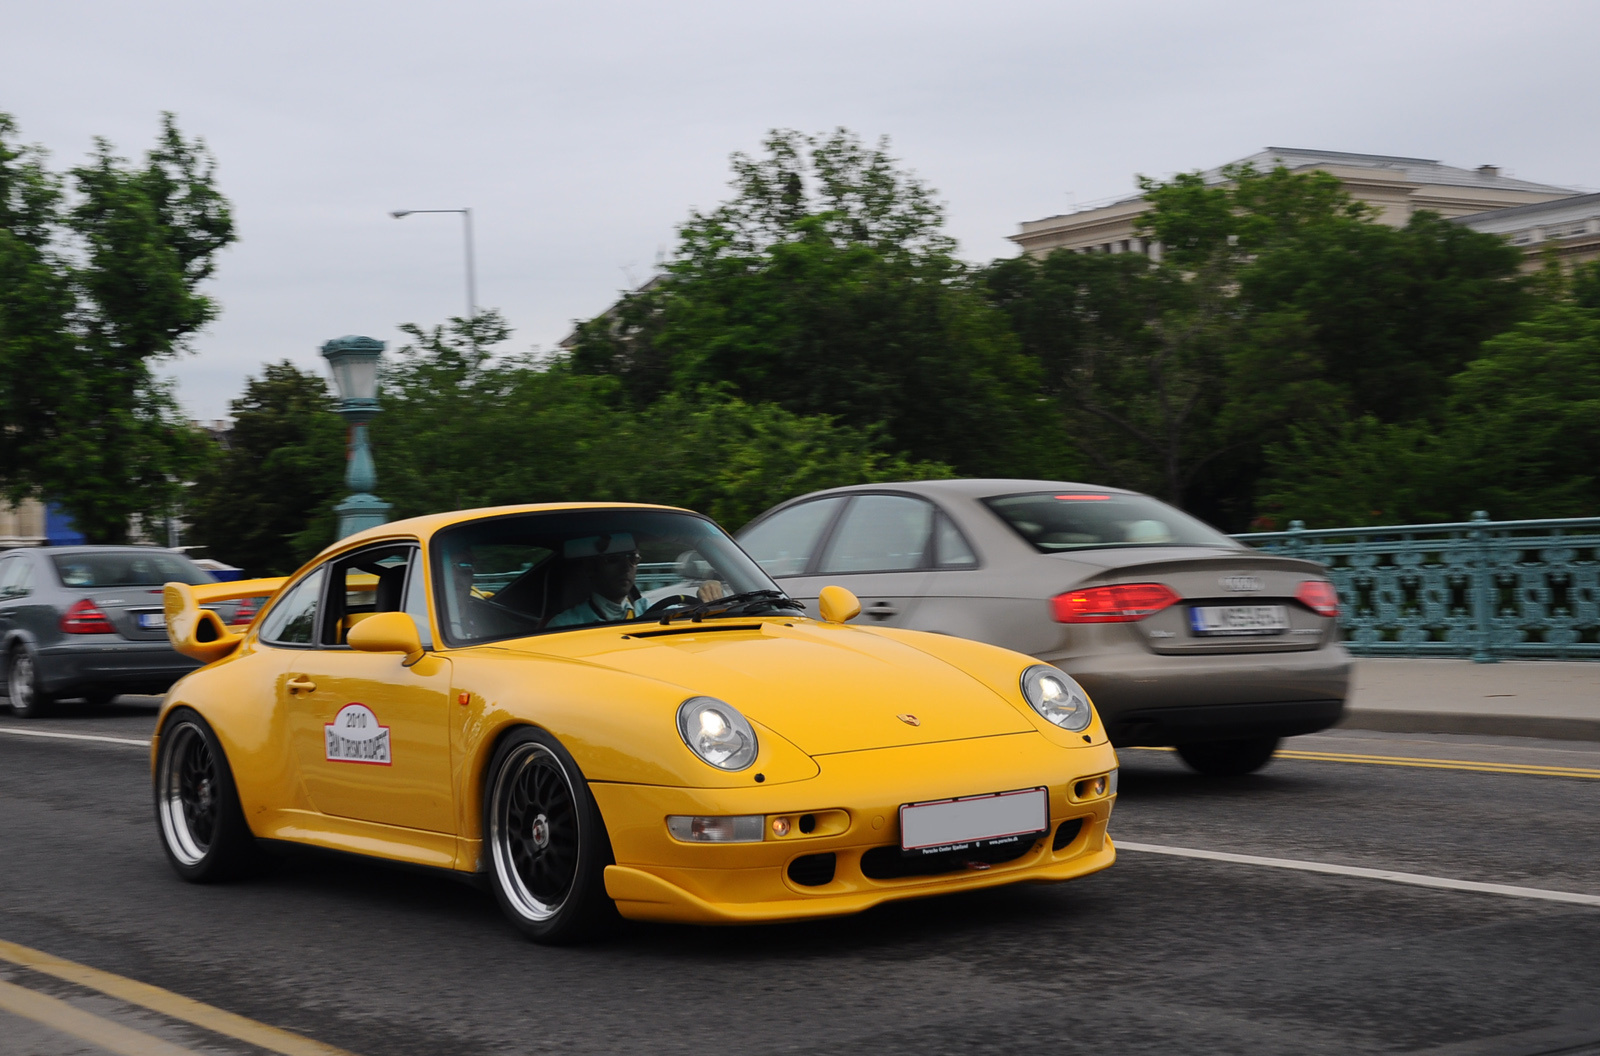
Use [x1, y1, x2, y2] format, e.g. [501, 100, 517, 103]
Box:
[0, 726, 148, 748]
[1117, 841, 1600, 907]
[0, 939, 358, 1056]
[0, 978, 201, 1056]
[1122, 745, 1600, 780]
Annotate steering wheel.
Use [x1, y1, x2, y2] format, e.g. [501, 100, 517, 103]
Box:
[640, 594, 699, 618]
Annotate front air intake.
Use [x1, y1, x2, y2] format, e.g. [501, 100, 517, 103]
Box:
[787, 853, 836, 887]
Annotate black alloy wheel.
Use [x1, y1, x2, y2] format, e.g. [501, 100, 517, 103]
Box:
[153, 708, 259, 881]
[1176, 736, 1281, 777]
[6, 646, 52, 718]
[484, 727, 615, 944]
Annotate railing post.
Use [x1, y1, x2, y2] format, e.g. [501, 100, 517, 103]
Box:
[1287, 520, 1305, 557]
[1470, 510, 1495, 663]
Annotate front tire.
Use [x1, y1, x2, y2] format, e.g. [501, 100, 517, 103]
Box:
[1176, 736, 1281, 776]
[6, 646, 52, 718]
[484, 727, 615, 944]
[154, 708, 259, 881]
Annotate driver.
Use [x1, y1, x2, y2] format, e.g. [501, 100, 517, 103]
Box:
[545, 533, 723, 628]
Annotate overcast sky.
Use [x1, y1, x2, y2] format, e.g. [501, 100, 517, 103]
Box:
[6, 0, 1599, 420]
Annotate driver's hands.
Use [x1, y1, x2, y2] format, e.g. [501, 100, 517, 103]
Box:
[697, 580, 726, 602]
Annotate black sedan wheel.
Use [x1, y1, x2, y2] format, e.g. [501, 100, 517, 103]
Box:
[6, 646, 52, 718]
[154, 709, 259, 881]
[484, 728, 615, 944]
[1176, 736, 1281, 776]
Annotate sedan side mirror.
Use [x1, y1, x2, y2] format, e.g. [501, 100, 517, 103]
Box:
[818, 585, 861, 624]
[348, 611, 426, 666]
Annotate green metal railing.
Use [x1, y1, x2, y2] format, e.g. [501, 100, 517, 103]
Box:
[1233, 512, 1600, 662]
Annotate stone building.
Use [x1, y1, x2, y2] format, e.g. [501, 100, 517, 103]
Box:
[1453, 191, 1600, 272]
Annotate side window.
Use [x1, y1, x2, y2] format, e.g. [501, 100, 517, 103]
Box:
[737, 497, 845, 577]
[402, 552, 434, 648]
[0, 558, 20, 598]
[259, 567, 325, 646]
[934, 514, 978, 568]
[320, 544, 415, 646]
[818, 495, 934, 574]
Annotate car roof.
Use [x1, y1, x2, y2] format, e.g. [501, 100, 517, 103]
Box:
[28, 545, 189, 555]
[335, 501, 696, 549]
[772, 478, 1144, 506]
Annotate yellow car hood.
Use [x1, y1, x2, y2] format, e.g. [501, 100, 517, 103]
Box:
[498, 621, 1035, 756]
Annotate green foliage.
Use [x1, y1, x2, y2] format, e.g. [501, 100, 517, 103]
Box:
[185, 362, 345, 576]
[372, 313, 949, 533]
[569, 129, 1062, 478]
[0, 112, 234, 542]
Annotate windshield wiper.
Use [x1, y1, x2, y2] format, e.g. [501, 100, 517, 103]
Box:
[659, 589, 805, 624]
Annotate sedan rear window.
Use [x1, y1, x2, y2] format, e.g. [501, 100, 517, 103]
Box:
[50, 551, 215, 588]
[982, 492, 1238, 553]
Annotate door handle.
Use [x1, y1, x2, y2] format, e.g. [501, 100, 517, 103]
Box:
[286, 676, 317, 694]
[867, 601, 898, 620]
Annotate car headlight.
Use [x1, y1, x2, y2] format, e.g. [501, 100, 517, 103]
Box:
[1020, 665, 1094, 732]
[676, 696, 759, 771]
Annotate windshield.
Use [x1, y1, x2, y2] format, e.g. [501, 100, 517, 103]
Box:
[431, 508, 789, 645]
[982, 491, 1239, 553]
[50, 550, 215, 588]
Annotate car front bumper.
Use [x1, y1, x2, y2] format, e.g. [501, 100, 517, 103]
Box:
[1045, 644, 1352, 746]
[35, 639, 200, 696]
[590, 733, 1119, 924]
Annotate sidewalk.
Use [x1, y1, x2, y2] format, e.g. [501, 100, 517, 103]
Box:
[1343, 659, 1600, 741]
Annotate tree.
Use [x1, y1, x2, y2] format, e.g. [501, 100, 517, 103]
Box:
[0, 112, 234, 542]
[185, 363, 344, 576]
[569, 129, 1061, 478]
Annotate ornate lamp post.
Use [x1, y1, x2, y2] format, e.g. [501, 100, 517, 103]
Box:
[321, 335, 392, 538]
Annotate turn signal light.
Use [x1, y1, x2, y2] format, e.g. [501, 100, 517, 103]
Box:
[1296, 580, 1340, 618]
[1053, 583, 1180, 623]
[61, 598, 115, 635]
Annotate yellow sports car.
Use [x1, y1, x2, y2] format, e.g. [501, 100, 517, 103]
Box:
[154, 503, 1117, 942]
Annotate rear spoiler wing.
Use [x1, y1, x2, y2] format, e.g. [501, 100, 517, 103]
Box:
[164, 576, 288, 663]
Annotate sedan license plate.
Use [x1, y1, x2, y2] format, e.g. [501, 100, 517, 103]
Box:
[137, 611, 166, 630]
[899, 787, 1049, 856]
[1190, 604, 1288, 636]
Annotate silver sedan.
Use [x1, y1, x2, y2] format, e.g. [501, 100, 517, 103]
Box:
[737, 479, 1350, 775]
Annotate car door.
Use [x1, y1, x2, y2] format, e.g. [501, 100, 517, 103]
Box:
[267, 545, 456, 834]
[753, 493, 936, 626]
[0, 554, 25, 651]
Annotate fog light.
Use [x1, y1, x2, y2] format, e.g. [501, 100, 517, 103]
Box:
[772, 816, 791, 837]
[667, 815, 764, 843]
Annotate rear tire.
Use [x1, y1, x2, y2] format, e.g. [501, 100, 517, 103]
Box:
[484, 727, 616, 944]
[154, 708, 260, 881]
[6, 646, 52, 718]
[1176, 736, 1280, 776]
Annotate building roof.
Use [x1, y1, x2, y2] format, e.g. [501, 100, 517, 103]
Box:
[1223, 147, 1578, 195]
[1452, 190, 1600, 233]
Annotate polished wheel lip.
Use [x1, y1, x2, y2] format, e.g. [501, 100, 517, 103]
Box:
[9, 651, 33, 711]
[157, 720, 215, 867]
[488, 742, 581, 924]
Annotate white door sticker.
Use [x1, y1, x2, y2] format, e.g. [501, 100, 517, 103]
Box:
[325, 703, 391, 765]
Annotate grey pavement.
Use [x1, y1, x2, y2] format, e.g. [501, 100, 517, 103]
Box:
[1345, 658, 1600, 741]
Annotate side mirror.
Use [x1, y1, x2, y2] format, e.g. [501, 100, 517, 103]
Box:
[818, 585, 861, 624]
[348, 611, 426, 666]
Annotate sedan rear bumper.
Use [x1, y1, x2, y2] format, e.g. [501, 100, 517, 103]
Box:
[34, 640, 199, 696]
[1104, 698, 1345, 746]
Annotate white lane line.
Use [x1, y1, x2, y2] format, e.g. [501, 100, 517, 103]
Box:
[1118, 840, 1600, 907]
[0, 726, 148, 748]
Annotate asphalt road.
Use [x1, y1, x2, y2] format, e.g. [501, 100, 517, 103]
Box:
[2, 700, 1599, 1055]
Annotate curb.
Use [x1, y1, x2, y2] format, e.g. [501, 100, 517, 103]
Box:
[1340, 709, 1600, 743]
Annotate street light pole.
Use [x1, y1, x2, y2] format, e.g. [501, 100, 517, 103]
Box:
[321, 335, 391, 539]
[391, 208, 477, 324]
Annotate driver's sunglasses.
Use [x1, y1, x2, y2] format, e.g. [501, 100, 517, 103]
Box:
[597, 550, 641, 566]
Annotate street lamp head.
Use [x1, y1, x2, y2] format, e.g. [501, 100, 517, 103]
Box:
[321, 335, 386, 413]
[391, 210, 411, 219]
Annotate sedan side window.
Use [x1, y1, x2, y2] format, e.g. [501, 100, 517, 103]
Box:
[818, 495, 934, 574]
[259, 567, 325, 646]
[0, 557, 26, 598]
[934, 514, 978, 568]
[738, 497, 844, 578]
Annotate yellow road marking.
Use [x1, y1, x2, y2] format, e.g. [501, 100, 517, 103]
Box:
[0, 978, 201, 1056]
[1122, 746, 1600, 780]
[0, 939, 358, 1056]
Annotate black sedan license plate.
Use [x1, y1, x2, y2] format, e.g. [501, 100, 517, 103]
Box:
[1190, 604, 1289, 636]
[899, 787, 1049, 856]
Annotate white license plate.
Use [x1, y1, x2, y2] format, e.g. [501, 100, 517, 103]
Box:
[899, 787, 1049, 856]
[1190, 604, 1288, 636]
[138, 612, 166, 629]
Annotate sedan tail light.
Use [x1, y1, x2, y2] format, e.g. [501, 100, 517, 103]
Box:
[1053, 583, 1180, 623]
[61, 598, 116, 634]
[1296, 580, 1340, 618]
[230, 597, 259, 626]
